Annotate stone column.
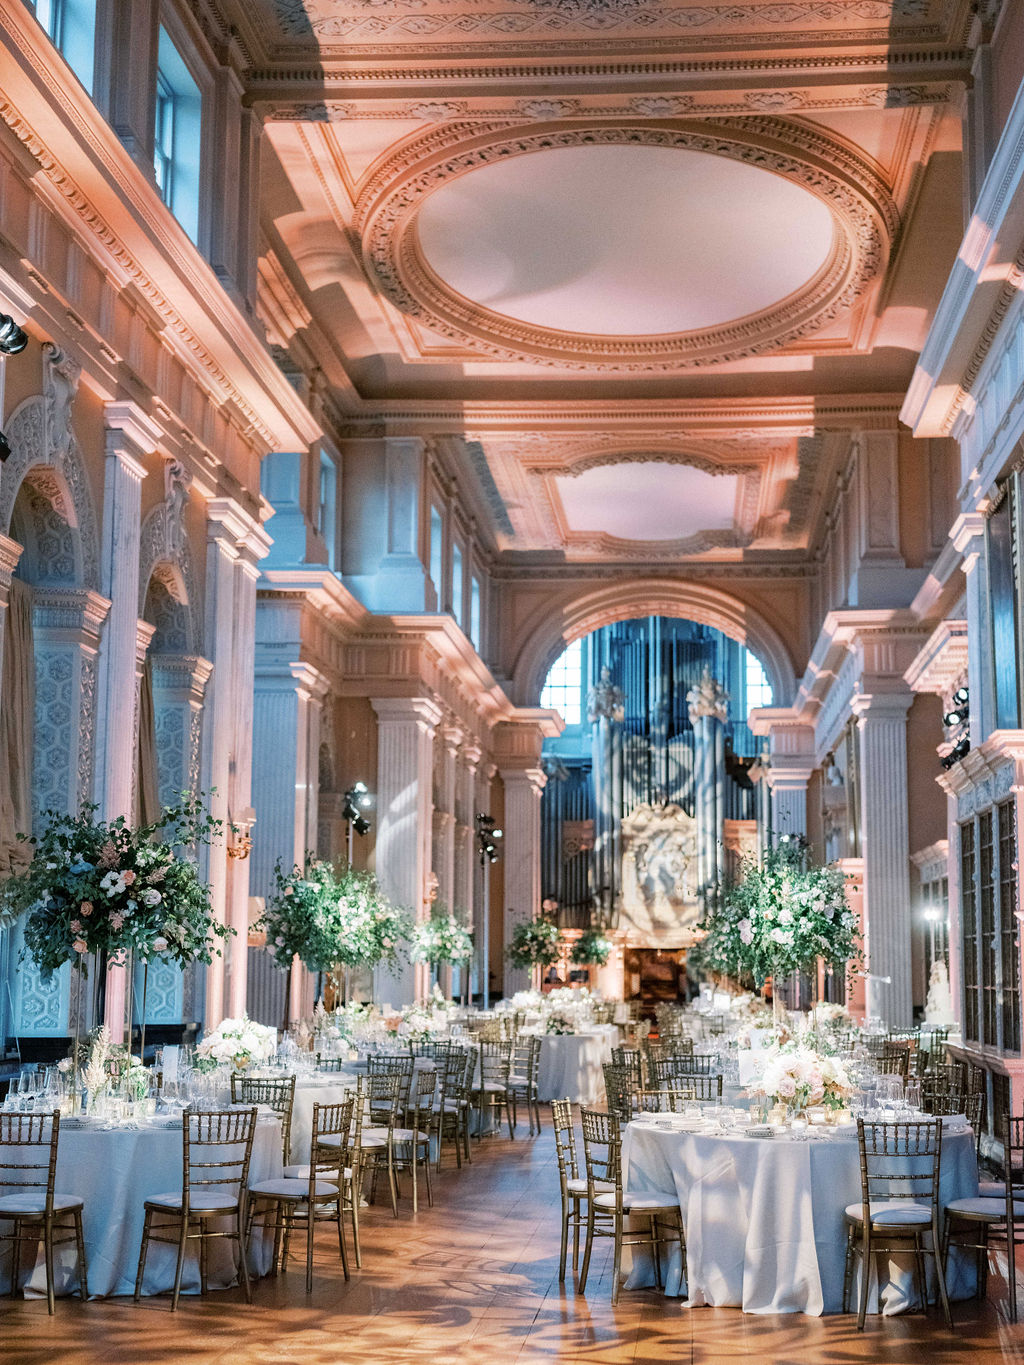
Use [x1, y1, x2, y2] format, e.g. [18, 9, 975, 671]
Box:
[0, 536, 23, 693]
[472, 757, 496, 1003]
[225, 545, 262, 1020]
[200, 499, 271, 1029]
[94, 404, 158, 1038]
[853, 692, 915, 1026]
[250, 659, 329, 1027]
[687, 667, 730, 911]
[499, 767, 547, 997]
[371, 697, 441, 1006]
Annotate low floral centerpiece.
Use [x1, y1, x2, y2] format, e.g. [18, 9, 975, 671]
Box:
[545, 1011, 575, 1036]
[196, 1015, 277, 1073]
[747, 1043, 855, 1121]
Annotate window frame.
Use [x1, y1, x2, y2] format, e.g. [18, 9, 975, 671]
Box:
[153, 17, 209, 250]
[959, 799, 1020, 1054]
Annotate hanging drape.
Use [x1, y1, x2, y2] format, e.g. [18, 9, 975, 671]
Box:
[0, 577, 35, 868]
[136, 656, 160, 826]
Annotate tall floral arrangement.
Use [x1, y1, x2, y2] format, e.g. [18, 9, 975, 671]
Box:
[410, 904, 473, 966]
[704, 839, 860, 988]
[261, 855, 345, 972]
[507, 916, 560, 970]
[334, 867, 411, 972]
[570, 927, 612, 967]
[0, 796, 229, 977]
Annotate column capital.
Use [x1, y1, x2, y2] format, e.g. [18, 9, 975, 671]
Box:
[851, 690, 915, 723]
[499, 765, 547, 798]
[206, 495, 273, 561]
[460, 739, 484, 774]
[950, 510, 988, 557]
[104, 400, 162, 470]
[0, 534, 23, 590]
[289, 660, 331, 702]
[371, 695, 444, 734]
[135, 619, 156, 669]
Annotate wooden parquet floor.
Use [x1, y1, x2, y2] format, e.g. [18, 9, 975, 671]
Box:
[1, 1110, 1022, 1365]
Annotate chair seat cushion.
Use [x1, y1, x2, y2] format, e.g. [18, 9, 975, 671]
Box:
[508, 1074, 528, 1085]
[844, 1201, 932, 1227]
[144, 1191, 239, 1214]
[315, 1133, 347, 1148]
[391, 1128, 430, 1144]
[946, 1196, 1024, 1218]
[475, 1082, 507, 1094]
[566, 1177, 614, 1196]
[977, 1180, 1007, 1198]
[431, 1099, 465, 1114]
[0, 1192, 84, 1217]
[250, 1177, 339, 1200]
[594, 1190, 679, 1212]
[283, 1164, 354, 1183]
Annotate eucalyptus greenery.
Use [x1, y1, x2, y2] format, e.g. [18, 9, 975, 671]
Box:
[569, 926, 612, 967]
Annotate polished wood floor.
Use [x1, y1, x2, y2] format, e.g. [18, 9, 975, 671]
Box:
[2, 1110, 1022, 1364]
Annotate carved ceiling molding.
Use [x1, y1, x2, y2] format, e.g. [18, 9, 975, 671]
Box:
[261, 83, 953, 121]
[354, 118, 896, 371]
[230, 0, 971, 58]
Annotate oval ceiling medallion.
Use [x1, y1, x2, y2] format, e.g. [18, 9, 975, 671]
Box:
[355, 120, 897, 371]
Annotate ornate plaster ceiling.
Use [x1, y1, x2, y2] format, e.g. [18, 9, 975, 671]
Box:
[414, 143, 836, 337]
[554, 462, 740, 542]
[237, 0, 970, 569]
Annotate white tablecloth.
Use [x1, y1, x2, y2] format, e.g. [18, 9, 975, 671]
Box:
[290, 1075, 358, 1163]
[536, 1026, 617, 1104]
[622, 1120, 978, 1315]
[1, 1116, 282, 1299]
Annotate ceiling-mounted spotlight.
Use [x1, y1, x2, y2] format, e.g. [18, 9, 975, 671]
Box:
[343, 783, 373, 834]
[0, 314, 28, 356]
[943, 707, 967, 728]
[940, 735, 971, 770]
[475, 812, 503, 864]
[952, 685, 969, 707]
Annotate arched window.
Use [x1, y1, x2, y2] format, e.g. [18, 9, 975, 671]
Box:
[540, 637, 584, 725]
[745, 651, 773, 711]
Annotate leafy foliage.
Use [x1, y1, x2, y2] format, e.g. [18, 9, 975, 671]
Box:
[569, 927, 612, 966]
[507, 917, 561, 969]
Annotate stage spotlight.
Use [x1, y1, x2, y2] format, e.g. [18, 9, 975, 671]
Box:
[0, 314, 28, 356]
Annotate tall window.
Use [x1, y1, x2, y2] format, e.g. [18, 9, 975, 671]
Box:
[33, 0, 95, 92]
[451, 543, 464, 628]
[541, 638, 584, 726]
[745, 651, 773, 711]
[959, 801, 1020, 1052]
[154, 27, 202, 243]
[470, 576, 481, 650]
[318, 451, 337, 569]
[429, 505, 443, 604]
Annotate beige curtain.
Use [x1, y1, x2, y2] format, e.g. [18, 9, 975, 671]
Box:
[136, 656, 160, 826]
[0, 577, 35, 867]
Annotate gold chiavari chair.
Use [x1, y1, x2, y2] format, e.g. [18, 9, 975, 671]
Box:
[578, 1109, 685, 1305]
[314, 1054, 350, 1073]
[391, 1067, 435, 1213]
[134, 1107, 258, 1310]
[431, 1047, 474, 1171]
[508, 1035, 543, 1136]
[246, 1095, 354, 1292]
[654, 1052, 717, 1079]
[0, 1111, 87, 1313]
[875, 1045, 911, 1082]
[610, 1046, 645, 1091]
[943, 1114, 1024, 1323]
[231, 1073, 296, 1165]
[472, 1040, 513, 1139]
[551, 1098, 612, 1282]
[841, 1117, 951, 1330]
[602, 1063, 638, 1123]
[644, 1074, 722, 1105]
[358, 1072, 404, 1217]
[367, 1053, 414, 1109]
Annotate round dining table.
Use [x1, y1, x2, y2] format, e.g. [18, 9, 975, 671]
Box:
[535, 1025, 618, 1105]
[622, 1116, 979, 1316]
[1, 1113, 283, 1299]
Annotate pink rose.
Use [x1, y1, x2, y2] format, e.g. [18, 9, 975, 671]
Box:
[69, 920, 82, 933]
[122, 870, 136, 886]
[80, 902, 93, 916]
[73, 938, 88, 954]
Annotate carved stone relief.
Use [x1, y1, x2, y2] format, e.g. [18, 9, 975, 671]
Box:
[620, 802, 700, 946]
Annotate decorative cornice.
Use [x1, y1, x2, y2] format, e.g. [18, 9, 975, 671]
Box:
[904, 618, 968, 697]
[354, 117, 896, 371]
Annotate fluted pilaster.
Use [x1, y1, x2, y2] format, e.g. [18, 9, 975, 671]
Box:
[854, 692, 914, 1026]
[500, 767, 546, 996]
